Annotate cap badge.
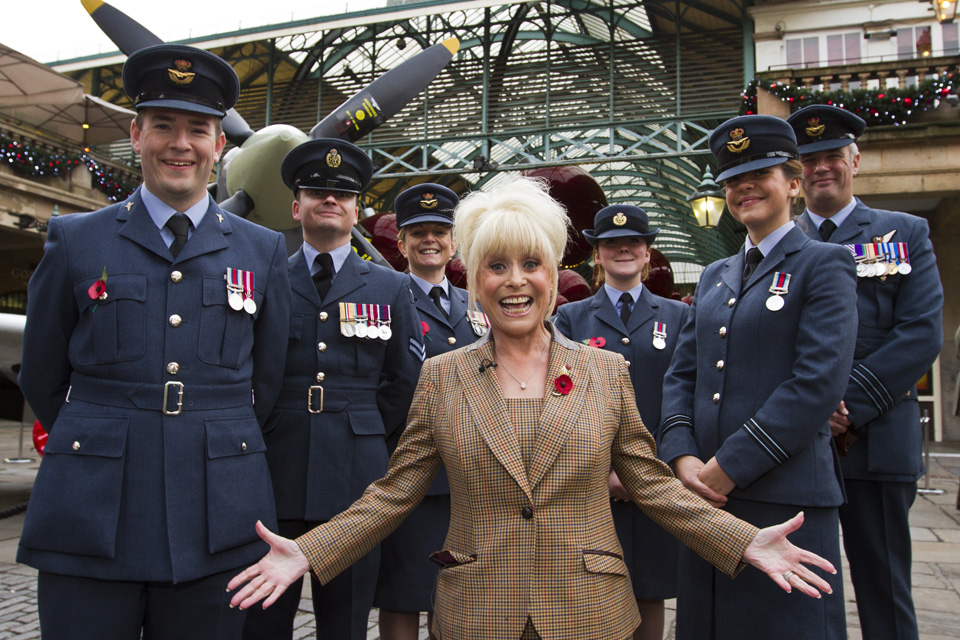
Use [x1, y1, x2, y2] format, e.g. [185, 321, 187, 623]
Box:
[805, 117, 825, 138]
[167, 59, 196, 86]
[612, 212, 627, 227]
[726, 128, 750, 154]
[326, 149, 342, 168]
[420, 194, 438, 209]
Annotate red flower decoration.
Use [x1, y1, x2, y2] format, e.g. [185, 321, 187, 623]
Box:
[88, 279, 106, 300]
[420, 320, 432, 341]
[554, 374, 573, 395]
[588, 336, 606, 348]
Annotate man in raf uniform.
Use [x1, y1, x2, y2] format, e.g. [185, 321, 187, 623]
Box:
[242, 139, 424, 640]
[788, 104, 943, 640]
[17, 44, 291, 639]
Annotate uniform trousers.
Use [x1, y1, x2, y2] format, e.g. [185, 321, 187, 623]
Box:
[675, 499, 844, 640]
[37, 567, 244, 640]
[242, 519, 379, 640]
[840, 479, 919, 640]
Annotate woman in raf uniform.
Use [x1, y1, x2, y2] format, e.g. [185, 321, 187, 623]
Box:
[229, 176, 840, 640]
[658, 115, 859, 640]
[554, 204, 687, 640]
[375, 183, 488, 640]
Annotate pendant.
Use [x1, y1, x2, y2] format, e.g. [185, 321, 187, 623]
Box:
[520, 382, 526, 390]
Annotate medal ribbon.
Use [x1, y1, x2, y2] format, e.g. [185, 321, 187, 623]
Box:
[653, 321, 666, 338]
[243, 270, 254, 303]
[769, 271, 791, 294]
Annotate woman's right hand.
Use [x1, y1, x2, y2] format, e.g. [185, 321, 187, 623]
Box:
[227, 521, 312, 610]
[673, 455, 728, 508]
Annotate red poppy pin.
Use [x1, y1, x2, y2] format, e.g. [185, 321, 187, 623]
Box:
[553, 374, 573, 396]
[421, 320, 432, 341]
[584, 336, 606, 348]
[87, 267, 108, 310]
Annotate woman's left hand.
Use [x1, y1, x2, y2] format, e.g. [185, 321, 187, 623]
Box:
[742, 512, 836, 598]
[698, 457, 736, 496]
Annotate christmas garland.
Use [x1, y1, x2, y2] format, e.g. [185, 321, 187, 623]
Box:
[740, 69, 958, 126]
[1, 130, 139, 201]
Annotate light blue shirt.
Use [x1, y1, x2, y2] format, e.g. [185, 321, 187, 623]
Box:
[302, 240, 353, 277]
[805, 198, 857, 236]
[744, 220, 796, 257]
[603, 282, 644, 317]
[141, 186, 209, 248]
[410, 273, 451, 314]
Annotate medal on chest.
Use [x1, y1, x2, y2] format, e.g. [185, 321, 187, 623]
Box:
[766, 271, 790, 312]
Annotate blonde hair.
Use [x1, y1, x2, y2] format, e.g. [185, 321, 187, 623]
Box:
[454, 176, 570, 317]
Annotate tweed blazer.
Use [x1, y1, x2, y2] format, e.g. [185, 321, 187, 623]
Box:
[799, 201, 943, 481]
[298, 324, 758, 640]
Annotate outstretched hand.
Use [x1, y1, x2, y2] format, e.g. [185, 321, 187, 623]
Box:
[227, 521, 311, 610]
[742, 512, 836, 598]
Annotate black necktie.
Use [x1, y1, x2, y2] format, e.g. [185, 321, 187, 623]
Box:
[618, 292, 633, 326]
[313, 253, 335, 301]
[819, 219, 837, 242]
[166, 213, 190, 258]
[743, 247, 763, 286]
[429, 286, 448, 318]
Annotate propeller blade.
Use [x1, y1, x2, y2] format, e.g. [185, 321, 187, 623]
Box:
[81, 0, 255, 145]
[310, 38, 459, 140]
[217, 189, 254, 218]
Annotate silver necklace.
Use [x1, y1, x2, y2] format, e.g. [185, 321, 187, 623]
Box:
[495, 338, 550, 390]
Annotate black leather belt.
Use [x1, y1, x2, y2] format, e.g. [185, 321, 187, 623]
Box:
[66, 374, 253, 415]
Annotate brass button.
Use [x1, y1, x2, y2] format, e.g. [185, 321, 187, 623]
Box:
[169, 314, 182, 327]
[716, 360, 724, 371]
[718, 326, 727, 337]
[728, 298, 736, 307]
[318, 342, 327, 352]
[319, 311, 329, 322]
[716, 282, 722, 287]
[447, 336, 457, 345]
[621, 337, 630, 345]
[713, 392, 720, 404]
[241, 442, 247, 452]
[166, 362, 180, 375]
[72, 441, 80, 451]
[521, 506, 534, 520]
[316, 372, 325, 383]
[170, 270, 182, 283]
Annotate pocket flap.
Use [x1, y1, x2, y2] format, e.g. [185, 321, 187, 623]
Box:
[206, 417, 267, 459]
[430, 549, 477, 568]
[582, 549, 628, 576]
[347, 409, 386, 435]
[74, 273, 146, 313]
[44, 416, 129, 458]
[203, 275, 262, 307]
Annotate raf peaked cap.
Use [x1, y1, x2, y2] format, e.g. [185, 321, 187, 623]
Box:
[394, 183, 459, 228]
[709, 115, 798, 181]
[582, 205, 659, 246]
[122, 44, 239, 117]
[787, 104, 866, 154]
[280, 138, 374, 194]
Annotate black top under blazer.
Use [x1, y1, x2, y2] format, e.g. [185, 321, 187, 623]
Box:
[659, 225, 858, 507]
[263, 248, 424, 521]
[18, 189, 291, 582]
[798, 201, 943, 481]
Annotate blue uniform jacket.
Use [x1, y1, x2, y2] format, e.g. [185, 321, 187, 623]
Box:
[799, 201, 943, 481]
[554, 287, 688, 441]
[264, 248, 423, 521]
[659, 225, 858, 507]
[17, 190, 291, 583]
[410, 276, 484, 495]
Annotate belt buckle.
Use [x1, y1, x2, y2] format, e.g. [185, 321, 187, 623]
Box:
[163, 381, 184, 416]
[308, 385, 324, 414]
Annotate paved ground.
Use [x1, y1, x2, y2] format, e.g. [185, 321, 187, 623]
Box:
[0, 420, 957, 639]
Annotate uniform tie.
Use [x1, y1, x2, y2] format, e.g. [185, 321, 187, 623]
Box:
[618, 292, 633, 326]
[429, 286, 448, 318]
[743, 247, 764, 286]
[313, 253, 335, 301]
[166, 213, 190, 258]
[819, 219, 837, 242]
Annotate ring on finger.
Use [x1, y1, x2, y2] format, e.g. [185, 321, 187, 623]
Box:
[783, 570, 796, 582]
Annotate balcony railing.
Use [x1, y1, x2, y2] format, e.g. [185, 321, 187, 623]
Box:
[757, 54, 960, 93]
